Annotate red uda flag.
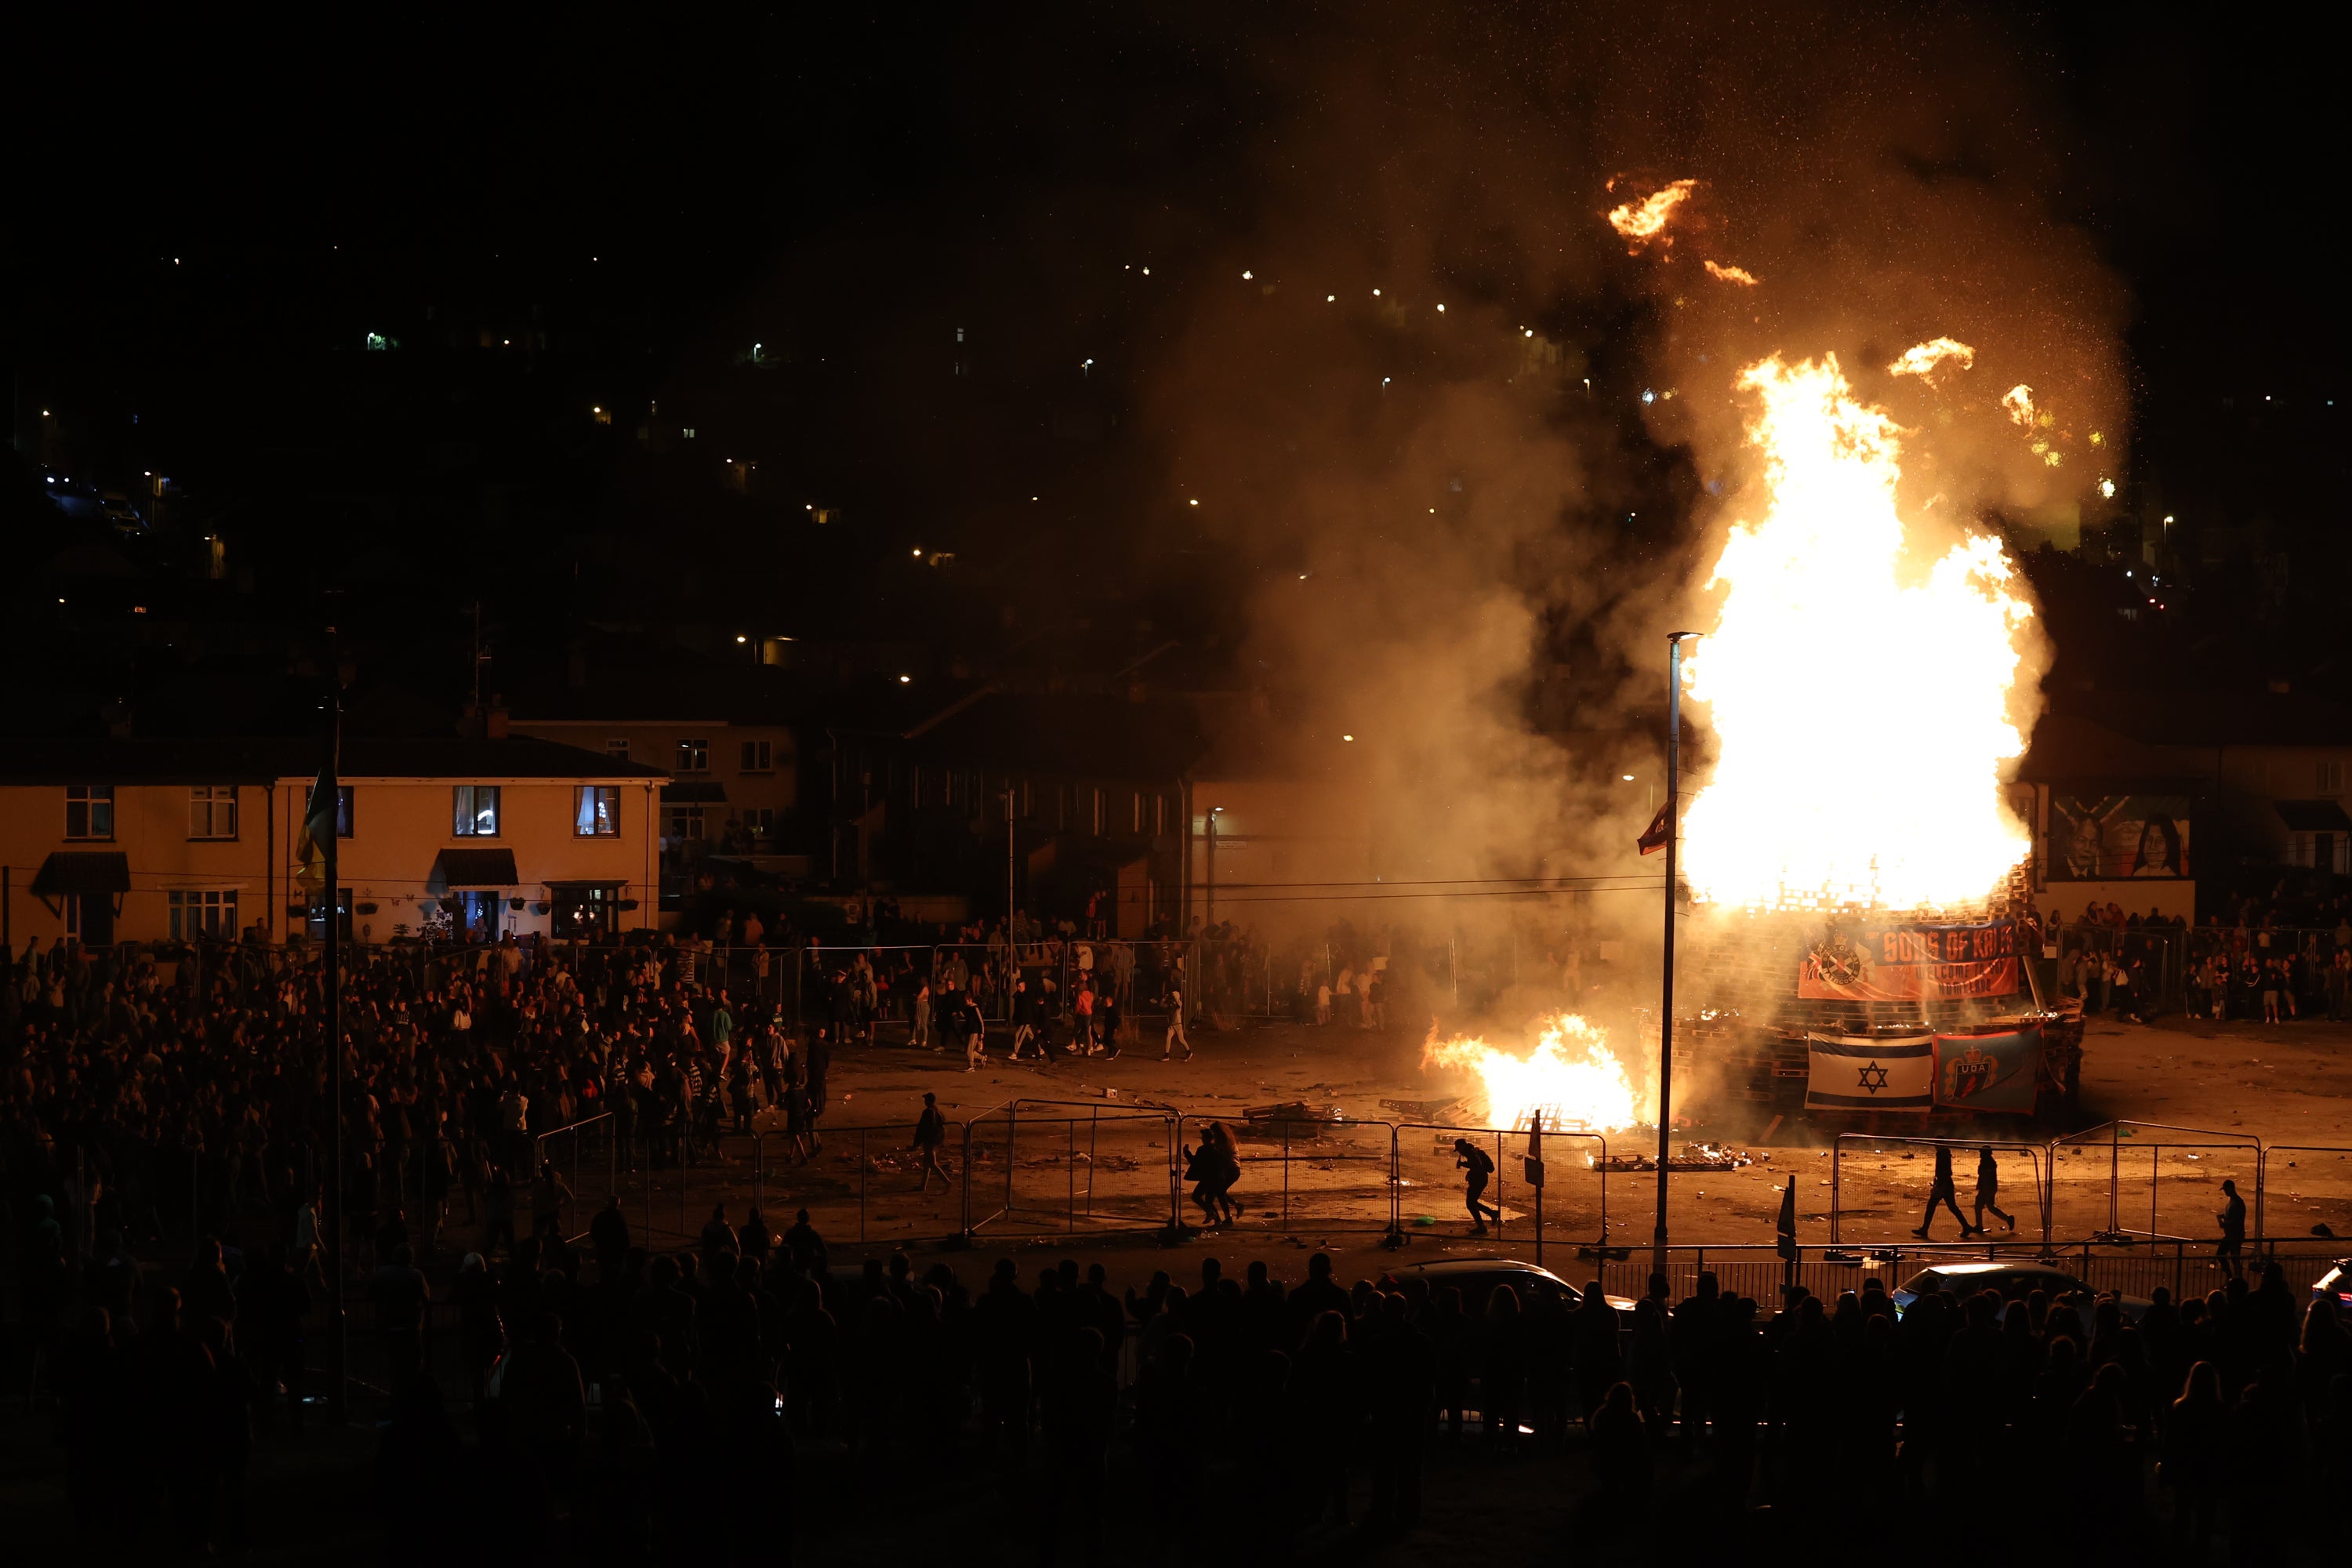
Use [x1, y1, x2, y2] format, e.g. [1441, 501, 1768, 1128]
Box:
[1636, 804, 1671, 855]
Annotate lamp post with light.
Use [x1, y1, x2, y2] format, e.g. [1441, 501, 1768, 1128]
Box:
[1655, 630, 1700, 1281]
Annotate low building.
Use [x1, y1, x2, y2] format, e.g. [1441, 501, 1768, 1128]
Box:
[2016, 691, 2352, 920]
[0, 736, 666, 948]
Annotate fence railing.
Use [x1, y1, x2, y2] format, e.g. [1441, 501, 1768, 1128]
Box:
[964, 1099, 1182, 1237]
[1831, 1132, 2054, 1246]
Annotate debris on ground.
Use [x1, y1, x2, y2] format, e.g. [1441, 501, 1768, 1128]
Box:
[1594, 1143, 1769, 1173]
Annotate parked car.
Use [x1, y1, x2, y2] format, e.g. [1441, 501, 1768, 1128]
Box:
[1892, 1260, 2150, 1320]
[1378, 1256, 1638, 1324]
[2312, 1259, 2352, 1312]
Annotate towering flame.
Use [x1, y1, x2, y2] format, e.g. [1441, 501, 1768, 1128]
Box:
[1422, 1014, 1650, 1133]
[1680, 354, 2035, 911]
[1607, 179, 1697, 245]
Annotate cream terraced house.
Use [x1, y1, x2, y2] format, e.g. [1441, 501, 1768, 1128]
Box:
[0, 735, 666, 948]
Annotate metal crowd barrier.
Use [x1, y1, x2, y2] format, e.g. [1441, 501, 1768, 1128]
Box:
[1831, 1132, 2053, 1246]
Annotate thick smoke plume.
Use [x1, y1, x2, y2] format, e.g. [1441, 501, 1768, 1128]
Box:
[1138, 1, 2125, 963]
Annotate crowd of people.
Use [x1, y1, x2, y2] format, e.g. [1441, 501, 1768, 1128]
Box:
[32, 1210, 2352, 1559]
[2041, 892, 2352, 1024]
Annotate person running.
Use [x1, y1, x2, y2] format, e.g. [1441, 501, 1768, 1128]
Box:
[914, 1093, 951, 1192]
[1162, 984, 1192, 1062]
[1454, 1138, 1501, 1234]
[2216, 1178, 2246, 1278]
[1913, 1145, 1970, 1239]
[1971, 1145, 2016, 1233]
[1202, 1121, 1243, 1223]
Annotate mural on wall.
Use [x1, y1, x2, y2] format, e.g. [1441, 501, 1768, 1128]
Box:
[2047, 795, 2190, 880]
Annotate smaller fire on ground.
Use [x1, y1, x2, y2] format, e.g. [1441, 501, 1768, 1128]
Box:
[1421, 1013, 1651, 1134]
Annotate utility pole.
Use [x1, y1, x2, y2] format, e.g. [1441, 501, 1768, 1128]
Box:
[1005, 785, 1017, 936]
[1654, 630, 1700, 1281]
[1205, 808, 1218, 925]
[324, 625, 347, 1425]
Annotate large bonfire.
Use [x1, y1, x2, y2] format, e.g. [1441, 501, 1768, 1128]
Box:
[1421, 1014, 1650, 1134]
[1679, 352, 2037, 912]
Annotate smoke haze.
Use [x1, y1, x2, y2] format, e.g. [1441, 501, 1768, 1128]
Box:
[1130, 1, 2125, 930]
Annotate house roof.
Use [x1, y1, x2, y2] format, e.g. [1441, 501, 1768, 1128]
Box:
[0, 735, 666, 784]
[2054, 691, 2352, 750]
[899, 692, 1209, 782]
[2013, 713, 2201, 788]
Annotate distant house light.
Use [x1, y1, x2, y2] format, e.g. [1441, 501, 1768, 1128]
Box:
[898, 674, 912, 684]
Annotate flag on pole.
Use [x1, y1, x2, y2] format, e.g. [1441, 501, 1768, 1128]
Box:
[1636, 803, 1671, 855]
[293, 768, 337, 897]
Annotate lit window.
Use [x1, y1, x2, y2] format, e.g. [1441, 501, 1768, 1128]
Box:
[675, 739, 710, 773]
[575, 786, 620, 837]
[189, 784, 239, 840]
[453, 785, 501, 837]
[169, 889, 240, 940]
[65, 785, 114, 840]
[744, 807, 777, 839]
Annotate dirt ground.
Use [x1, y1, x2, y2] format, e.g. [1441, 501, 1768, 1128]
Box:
[660, 1005, 2352, 1301]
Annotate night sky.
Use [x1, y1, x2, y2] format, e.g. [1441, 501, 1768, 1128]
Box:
[4, 4, 2342, 731]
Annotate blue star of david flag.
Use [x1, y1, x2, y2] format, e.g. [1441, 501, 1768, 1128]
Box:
[1806, 1034, 1936, 1111]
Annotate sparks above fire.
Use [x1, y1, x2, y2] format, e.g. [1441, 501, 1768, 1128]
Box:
[1679, 350, 2037, 913]
[1422, 1014, 1650, 1134]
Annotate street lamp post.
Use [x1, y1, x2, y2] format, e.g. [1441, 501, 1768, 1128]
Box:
[1654, 631, 1700, 1281]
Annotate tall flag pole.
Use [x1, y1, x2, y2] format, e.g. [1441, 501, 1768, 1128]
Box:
[307, 631, 346, 1422]
[1653, 632, 1700, 1282]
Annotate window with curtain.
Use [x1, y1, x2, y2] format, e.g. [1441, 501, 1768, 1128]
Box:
[453, 785, 501, 836]
[189, 784, 239, 839]
[575, 786, 620, 836]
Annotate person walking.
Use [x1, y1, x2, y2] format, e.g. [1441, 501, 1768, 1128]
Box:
[1009, 977, 1040, 1060]
[1912, 1144, 1970, 1239]
[2215, 1178, 2246, 1279]
[1971, 1145, 2016, 1234]
[913, 1093, 951, 1192]
[961, 985, 988, 1072]
[910, 978, 934, 1051]
[1454, 1138, 1502, 1234]
[1162, 983, 1192, 1062]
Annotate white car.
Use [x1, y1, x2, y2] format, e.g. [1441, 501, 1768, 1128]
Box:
[1891, 1260, 2150, 1321]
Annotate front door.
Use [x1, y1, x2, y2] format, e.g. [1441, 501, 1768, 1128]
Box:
[459, 890, 503, 940]
[78, 894, 114, 946]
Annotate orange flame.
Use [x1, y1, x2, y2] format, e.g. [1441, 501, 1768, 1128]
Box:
[2001, 383, 2036, 427]
[1887, 337, 1975, 379]
[1421, 1014, 1648, 1132]
[1608, 179, 1697, 244]
[1680, 354, 2034, 911]
[1704, 260, 1759, 285]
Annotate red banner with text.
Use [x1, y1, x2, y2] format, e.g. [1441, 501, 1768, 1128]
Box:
[1797, 920, 2021, 1003]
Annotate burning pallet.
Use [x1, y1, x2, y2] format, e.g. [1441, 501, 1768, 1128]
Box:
[1594, 1142, 1772, 1173]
